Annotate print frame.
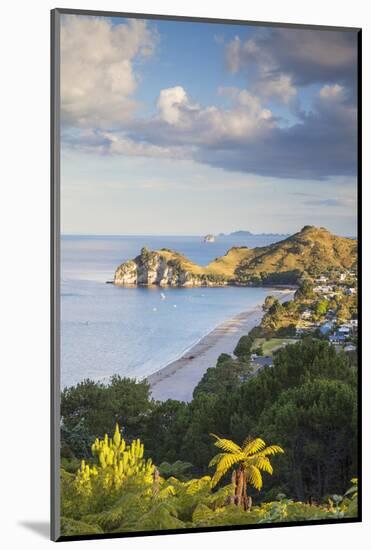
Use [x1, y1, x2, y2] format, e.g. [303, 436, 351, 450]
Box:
[51, 7, 362, 542]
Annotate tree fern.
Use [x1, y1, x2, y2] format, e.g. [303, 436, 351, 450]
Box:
[209, 434, 284, 506]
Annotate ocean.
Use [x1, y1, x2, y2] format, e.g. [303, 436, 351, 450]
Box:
[60, 234, 285, 388]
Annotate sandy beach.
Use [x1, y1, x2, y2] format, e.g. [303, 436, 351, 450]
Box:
[148, 289, 295, 402]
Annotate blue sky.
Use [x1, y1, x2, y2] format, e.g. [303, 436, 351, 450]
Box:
[60, 15, 358, 236]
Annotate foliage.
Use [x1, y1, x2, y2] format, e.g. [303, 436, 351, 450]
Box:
[193, 354, 252, 399]
[61, 419, 92, 459]
[141, 399, 189, 463]
[158, 461, 193, 481]
[60, 425, 358, 537]
[209, 434, 283, 510]
[316, 299, 329, 316]
[258, 379, 357, 500]
[234, 335, 254, 360]
[263, 295, 279, 311]
[75, 424, 155, 497]
[295, 280, 315, 301]
[61, 375, 153, 457]
[61, 339, 357, 504]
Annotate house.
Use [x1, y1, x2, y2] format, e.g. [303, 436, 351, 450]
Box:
[301, 309, 312, 320]
[338, 325, 351, 335]
[313, 285, 332, 294]
[339, 273, 347, 281]
[320, 322, 333, 335]
[329, 333, 346, 343]
[316, 275, 328, 283]
[251, 356, 273, 368]
[345, 287, 356, 295]
[344, 344, 356, 352]
[295, 324, 315, 336]
[350, 319, 358, 328]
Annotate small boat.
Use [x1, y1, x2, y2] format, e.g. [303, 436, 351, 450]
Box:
[160, 292, 166, 300]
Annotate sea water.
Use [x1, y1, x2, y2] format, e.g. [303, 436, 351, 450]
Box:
[61, 235, 283, 388]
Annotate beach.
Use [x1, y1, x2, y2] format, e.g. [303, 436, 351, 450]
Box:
[148, 290, 295, 402]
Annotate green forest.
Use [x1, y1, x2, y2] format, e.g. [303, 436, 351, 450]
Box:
[60, 338, 358, 536]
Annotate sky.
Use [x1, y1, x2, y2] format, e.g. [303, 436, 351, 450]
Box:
[60, 15, 358, 236]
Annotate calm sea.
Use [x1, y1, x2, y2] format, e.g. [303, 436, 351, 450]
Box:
[61, 234, 285, 388]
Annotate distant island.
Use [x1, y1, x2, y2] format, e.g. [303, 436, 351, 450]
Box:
[113, 226, 357, 288]
[219, 230, 290, 238]
[203, 234, 215, 243]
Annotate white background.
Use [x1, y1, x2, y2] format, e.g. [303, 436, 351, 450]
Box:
[0, 0, 369, 547]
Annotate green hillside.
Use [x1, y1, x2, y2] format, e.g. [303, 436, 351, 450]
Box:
[222, 225, 357, 284]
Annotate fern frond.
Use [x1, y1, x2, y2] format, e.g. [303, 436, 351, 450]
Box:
[192, 503, 214, 524]
[251, 456, 273, 475]
[211, 453, 244, 487]
[158, 485, 176, 499]
[246, 465, 263, 490]
[208, 453, 225, 468]
[210, 434, 242, 453]
[242, 438, 266, 456]
[257, 445, 284, 457]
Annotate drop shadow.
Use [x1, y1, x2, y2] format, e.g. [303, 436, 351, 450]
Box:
[18, 521, 50, 539]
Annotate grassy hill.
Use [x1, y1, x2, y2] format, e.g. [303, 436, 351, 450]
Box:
[220, 225, 357, 284]
[158, 248, 204, 275]
[204, 226, 357, 284]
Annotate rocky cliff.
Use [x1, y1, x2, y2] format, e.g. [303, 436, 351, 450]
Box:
[114, 247, 226, 287]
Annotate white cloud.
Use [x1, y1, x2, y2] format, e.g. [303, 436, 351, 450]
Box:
[156, 86, 199, 125]
[256, 74, 297, 104]
[59, 21, 356, 181]
[225, 36, 297, 104]
[319, 84, 344, 100]
[102, 132, 188, 159]
[153, 86, 274, 144]
[225, 37, 259, 73]
[63, 127, 189, 159]
[60, 15, 157, 127]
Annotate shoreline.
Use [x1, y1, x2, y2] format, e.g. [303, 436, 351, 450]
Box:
[147, 289, 294, 402]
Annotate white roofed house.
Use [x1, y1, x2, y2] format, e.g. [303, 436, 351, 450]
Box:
[301, 309, 312, 320]
[313, 285, 332, 294]
[338, 325, 351, 335]
[344, 344, 357, 353]
[345, 287, 356, 295]
[348, 318, 358, 334]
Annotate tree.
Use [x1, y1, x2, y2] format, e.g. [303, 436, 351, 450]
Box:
[258, 379, 357, 500]
[295, 280, 314, 301]
[141, 399, 189, 463]
[193, 354, 252, 399]
[61, 376, 153, 451]
[263, 295, 278, 311]
[234, 335, 253, 359]
[209, 434, 284, 510]
[316, 299, 329, 316]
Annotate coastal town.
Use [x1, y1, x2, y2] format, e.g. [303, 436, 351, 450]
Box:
[248, 267, 358, 372]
